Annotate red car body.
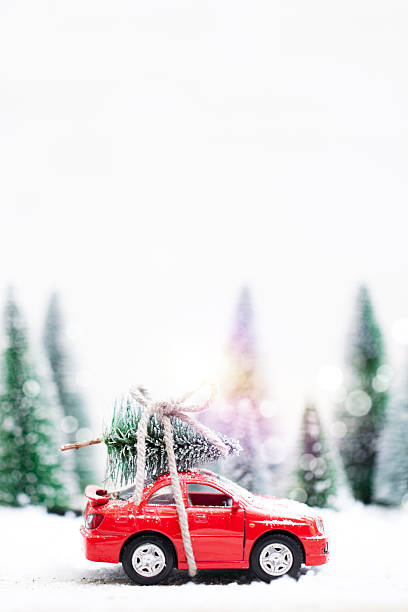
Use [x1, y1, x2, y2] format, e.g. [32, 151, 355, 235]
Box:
[81, 470, 328, 575]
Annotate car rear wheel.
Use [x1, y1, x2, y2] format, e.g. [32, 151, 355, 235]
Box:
[250, 534, 302, 581]
[122, 535, 174, 585]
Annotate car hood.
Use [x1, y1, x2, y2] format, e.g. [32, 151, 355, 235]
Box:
[249, 494, 319, 521]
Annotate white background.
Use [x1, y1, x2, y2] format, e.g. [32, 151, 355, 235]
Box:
[1, 1, 408, 431]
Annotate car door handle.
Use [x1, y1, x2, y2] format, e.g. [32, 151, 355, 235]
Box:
[194, 513, 208, 522]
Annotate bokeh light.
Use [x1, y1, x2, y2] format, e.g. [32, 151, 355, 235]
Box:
[377, 364, 394, 379]
[330, 420, 347, 438]
[299, 453, 317, 471]
[372, 364, 393, 393]
[16, 492, 30, 506]
[22, 380, 40, 398]
[372, 374, 389, 393]
[345, 389, 372, 417]
[60, 416, 78, 434]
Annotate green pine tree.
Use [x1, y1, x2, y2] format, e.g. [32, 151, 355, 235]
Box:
[293, 403, 337, 508]
[338, 286, 388, 504]
[43, 293, 96, 492]
[0, 291, 68, 510]
[103, 395, 241, 486]
[374, 359, 408, 506]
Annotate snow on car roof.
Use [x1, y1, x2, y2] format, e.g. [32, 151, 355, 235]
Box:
[150, 469, 220, 484]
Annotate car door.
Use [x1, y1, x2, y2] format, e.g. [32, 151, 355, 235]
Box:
[186, 482, 245, 562]
[143, 484, 182, 541]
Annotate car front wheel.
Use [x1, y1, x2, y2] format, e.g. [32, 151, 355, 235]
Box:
[250, 534, 302, 581]
[122, 535, 174, 585]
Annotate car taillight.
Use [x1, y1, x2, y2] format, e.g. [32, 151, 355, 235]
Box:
[86, 513, 104, 529]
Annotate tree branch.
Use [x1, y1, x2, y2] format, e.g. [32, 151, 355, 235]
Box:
[60, 437, 103, 452]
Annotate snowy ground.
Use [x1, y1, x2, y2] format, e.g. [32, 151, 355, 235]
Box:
[1, 504, 407, 612]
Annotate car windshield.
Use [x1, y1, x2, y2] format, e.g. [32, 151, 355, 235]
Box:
[204, 472, 255, 503]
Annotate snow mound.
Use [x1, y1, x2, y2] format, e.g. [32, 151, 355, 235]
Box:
[1, 504, 407, 612]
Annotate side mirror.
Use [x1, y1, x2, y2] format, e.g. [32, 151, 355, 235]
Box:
[231, 498, 240, 510]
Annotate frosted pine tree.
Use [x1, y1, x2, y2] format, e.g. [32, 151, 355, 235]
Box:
[293, 403, 337, 508]
[103, 395, 241, 486]
[0, 291, 68, 510]
[217, 288, 274, 494]
[43, 293, 95, 492]
[338, 286, 388, 504]
[374, 359, 408, 506]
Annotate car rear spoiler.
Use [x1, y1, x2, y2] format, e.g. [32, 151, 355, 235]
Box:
[85, 485, 110, 507]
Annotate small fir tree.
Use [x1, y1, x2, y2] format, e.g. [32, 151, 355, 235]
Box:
[0, 292, 68, 510]
[293, 403, 337, 508]
[103, 396, 241, 486]
[338, 286, 388, 504]
[217, 288, 274, 494]
[43, 293, 95, 492]
[374, 361, 408, 506]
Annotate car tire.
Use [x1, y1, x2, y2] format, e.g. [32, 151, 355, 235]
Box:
[122, 535, 174, 585]
[250, 533, 302, 582]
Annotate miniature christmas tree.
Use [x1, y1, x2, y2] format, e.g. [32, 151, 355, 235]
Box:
[293, 403, 337, 508]
[0, 291, 68, 510]
[374, 358, 408, 506]
[103, 395, 241, 486]
[43, 292, 96, 492]
[337, 286, 389, 504]
[62, 390, 241, 488]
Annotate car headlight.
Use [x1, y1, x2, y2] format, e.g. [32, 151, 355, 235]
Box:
[315, 517, 325, 535]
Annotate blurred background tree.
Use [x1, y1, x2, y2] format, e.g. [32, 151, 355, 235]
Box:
[338, 286, 389, 504]
[293, 403, 337, 508]
[217, 287, 277, 494]
[43, 292, 96, 493]
[374, 356, 408, 506]
[0, 291, 68, 511]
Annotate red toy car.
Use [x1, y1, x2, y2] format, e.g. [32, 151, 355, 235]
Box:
[81, 470, 329, 584]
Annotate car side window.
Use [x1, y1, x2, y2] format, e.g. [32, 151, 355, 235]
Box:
[187, 483, 233, 507]
[146, 485, 175, 506]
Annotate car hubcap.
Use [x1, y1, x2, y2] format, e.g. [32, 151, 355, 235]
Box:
[259, 542, 293, 576]
[132, 544, 166, 577]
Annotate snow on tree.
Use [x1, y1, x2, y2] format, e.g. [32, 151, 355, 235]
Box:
[292, 403, 337, 508]
[216, 287, 276, 494]
[338, 286, 389, 504]
[374, 358, 408, 506]
[0, 291, 68, 510]
[103, 395, 241, 486]
[43, 292, 95, 492]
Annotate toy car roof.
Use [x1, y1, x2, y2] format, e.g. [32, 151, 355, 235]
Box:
[149, 469, 220, 485]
